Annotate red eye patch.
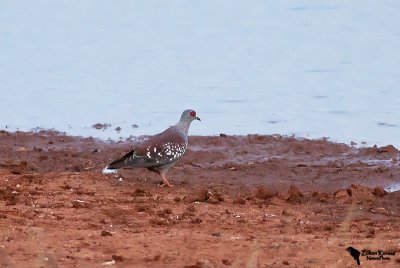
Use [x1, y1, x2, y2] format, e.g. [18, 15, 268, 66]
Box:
[189, 111, 196, 117]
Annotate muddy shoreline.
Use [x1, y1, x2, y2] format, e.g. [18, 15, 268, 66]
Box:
[0, 130, 399, 267]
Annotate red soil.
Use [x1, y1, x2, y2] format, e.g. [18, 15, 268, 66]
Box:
[0, 130, 399, 267]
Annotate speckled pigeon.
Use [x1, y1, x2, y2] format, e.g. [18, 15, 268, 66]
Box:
[102, 109, 200, 187]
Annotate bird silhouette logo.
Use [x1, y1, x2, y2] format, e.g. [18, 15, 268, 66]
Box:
[346, 247, 361, 265]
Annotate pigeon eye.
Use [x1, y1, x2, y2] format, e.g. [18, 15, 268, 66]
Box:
[189, 111, 196, 117]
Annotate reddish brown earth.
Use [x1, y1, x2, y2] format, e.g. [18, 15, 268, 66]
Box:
[0, 130, 399, 267]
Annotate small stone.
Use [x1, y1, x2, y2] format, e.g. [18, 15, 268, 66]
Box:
[286, 185, 304, 203]
[187, 205, 196, 212]
[101, 230, 113, 237]
[282, 210, 292, 216]
[101, 260, 115, 266]
[254, 186, 276, 200]
[72, 199, 88, 208]
[222, 259, 232, 265]
[186, 189, 211, 203]
[369, 207, 390, 216]
[112, 255, 123, 262]
[372, 187, 386, 197]
[93, 123, 111, 130]
[334, 189, 350, 199]
[191, 218, 202, 224]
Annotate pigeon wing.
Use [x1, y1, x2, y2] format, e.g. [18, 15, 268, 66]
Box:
[108, 127, 187, 169]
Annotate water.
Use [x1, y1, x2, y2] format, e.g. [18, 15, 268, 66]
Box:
[1, 1, 399, 146]
[385, 182, 400, 193]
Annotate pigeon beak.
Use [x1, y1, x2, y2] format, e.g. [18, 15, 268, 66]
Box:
[195, 117, 201, 121]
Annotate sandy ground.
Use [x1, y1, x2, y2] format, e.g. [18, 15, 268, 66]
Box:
[0, 130, 399, 267]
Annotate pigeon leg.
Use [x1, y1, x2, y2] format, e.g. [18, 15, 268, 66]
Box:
[160, 175, 174, 187]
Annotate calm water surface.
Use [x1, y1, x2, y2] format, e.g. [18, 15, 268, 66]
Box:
[0, 1, 399, 146]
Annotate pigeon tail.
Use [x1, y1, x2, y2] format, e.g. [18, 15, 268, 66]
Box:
[102, 150, 137, 174]
[102, 166, 117, 174]
[108, 150, 139, 168]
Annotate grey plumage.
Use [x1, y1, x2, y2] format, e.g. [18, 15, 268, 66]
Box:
[102, 109, 200, 187]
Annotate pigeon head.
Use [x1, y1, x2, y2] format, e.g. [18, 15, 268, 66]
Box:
[175, 109, 200, 134]
[180, 109, 201, 123]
